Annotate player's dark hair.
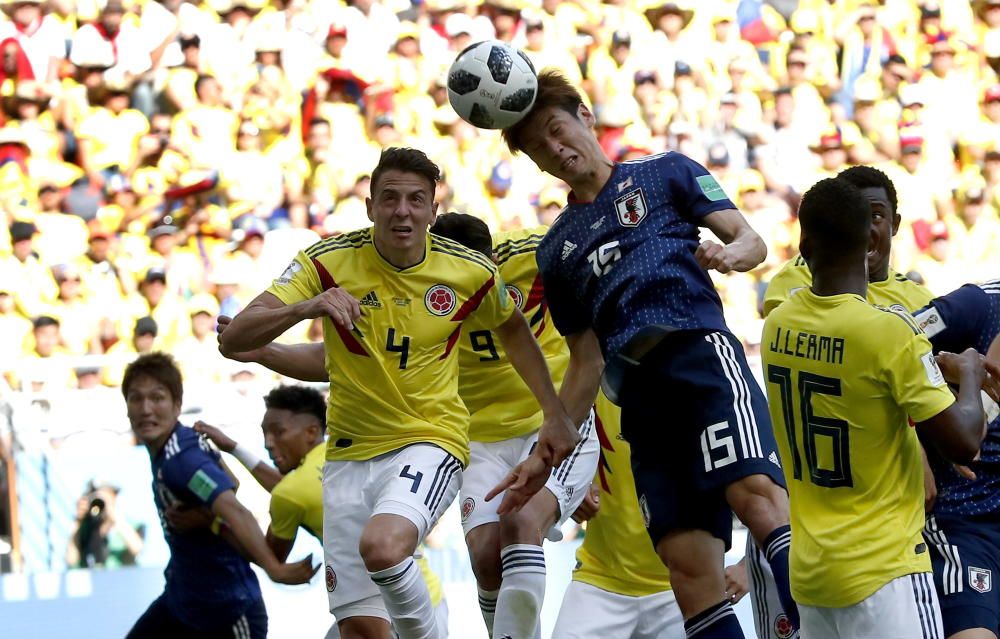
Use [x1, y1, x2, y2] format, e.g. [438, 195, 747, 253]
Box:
[837, 165, 898, 216]
[370, 147, 441, 198]
[121, 352, 183, 405]
[798, 178, 871, 258]
[32, 315, 59, 330]
[430, 212, 492, 258]
[263, 385, 326, 427]
[503, 70, 585, 154]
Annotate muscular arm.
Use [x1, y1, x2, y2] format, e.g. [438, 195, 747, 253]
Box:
[559, 329, 604, 427]
[917, 350, 989, 464]
[698, 209, 768, 273]
[220, 292, 311, 354]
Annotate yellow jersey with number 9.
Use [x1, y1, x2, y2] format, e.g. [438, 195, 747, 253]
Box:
[761, 289, 954, 607]
[267, 228, 514, 465]
[458, 227, 570, 443]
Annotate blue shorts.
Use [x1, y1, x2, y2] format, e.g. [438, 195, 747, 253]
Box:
[618, 329, 786, 550]
[127, 593, 267, 639]
[925, 514, 1000, 637]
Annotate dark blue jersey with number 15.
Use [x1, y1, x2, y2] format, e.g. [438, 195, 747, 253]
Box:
[536, 152, 737, 359]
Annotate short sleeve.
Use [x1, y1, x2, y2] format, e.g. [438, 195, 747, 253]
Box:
[884, 319, 956, 424]
[162, 449, 236, 507]
[467, 266, 516, 330]
[267, 249, 323, 306]
[539, 266, 589, 336]
[763, 258, 812, 317]
[663, 153, 737, 220]
[913, 284, 988, 354]
[268, 489, 304, 541]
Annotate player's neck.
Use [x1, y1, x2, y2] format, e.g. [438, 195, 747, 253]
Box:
[868, 264, 890, 283]
[811, 267, 868, 299]
[567, 159, 614, 202]
[372, 237, 425, 270]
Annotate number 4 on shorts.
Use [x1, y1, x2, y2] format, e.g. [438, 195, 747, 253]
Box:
[399, 465, 424, 494]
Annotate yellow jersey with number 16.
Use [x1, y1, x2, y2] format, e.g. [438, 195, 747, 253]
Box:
[267, 228, 514, 465]
[761, 289, 954, 608]
[458, 226, 570, 443]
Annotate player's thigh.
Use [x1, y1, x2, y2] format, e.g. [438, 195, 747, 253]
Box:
[322, 460, 385, 621]
[635, 589, 685, 639]
[803, 573, 944, 639]
[545, 408, 600, 528]
[746, 535, 795, 639]
[551, 581, 640, 639]
[461, 437, 528, 536]
[926, 515, 1000, 639]
[372, 443, 462, 543]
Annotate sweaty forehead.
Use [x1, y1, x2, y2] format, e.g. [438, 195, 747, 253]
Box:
[375, 170, 433, 196]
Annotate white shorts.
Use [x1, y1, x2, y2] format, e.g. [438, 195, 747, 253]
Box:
[746, 534, 796, 639]
[324, 598, 449, 638]
[322, 444, 462, 621]
[460, 409, 599, 536]
[551, 581, 684, 639]
[800, 573, 944, 639]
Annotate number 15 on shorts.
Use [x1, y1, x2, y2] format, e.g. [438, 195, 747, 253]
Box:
[701, 421, 738, 471]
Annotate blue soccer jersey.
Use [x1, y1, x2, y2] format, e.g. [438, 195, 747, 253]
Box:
[150, 424, 262, 629]
[914, 281, 1000, 518]
[536, 152, 736, 358]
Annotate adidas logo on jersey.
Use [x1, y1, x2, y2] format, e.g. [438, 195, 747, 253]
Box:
[360, 291, 382, 309]
[769, 451, 781, 468]
[561, 240, 577, 260]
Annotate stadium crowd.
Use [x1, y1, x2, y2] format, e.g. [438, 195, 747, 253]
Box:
[0, 0, 997, 393]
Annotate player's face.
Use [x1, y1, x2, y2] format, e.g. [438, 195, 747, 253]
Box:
[367, 169, 438, 266]
[519, 104, 600, 184]
[261, 408, 318, 474]
[860, 186, 896, 280]
[126, 375, 181, 450]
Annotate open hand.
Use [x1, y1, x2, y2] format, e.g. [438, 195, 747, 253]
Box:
[268, 554, 319, 585]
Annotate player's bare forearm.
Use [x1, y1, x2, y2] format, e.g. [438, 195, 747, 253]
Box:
[266, 528, 295, 562]
[256, 343, 328, 383]
[561, 329, 604, 427]
[252, 465, 283, 493]
[700, 208, 767, 272]
[220, 292, 309, 354]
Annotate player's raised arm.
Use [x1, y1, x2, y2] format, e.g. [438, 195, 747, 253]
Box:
[918, 348, 989, 464]
[697, 208, 768, 274]
[194, 421, 283, 492]
[221, 289, 360, 354]
[217, 315, 328, 382]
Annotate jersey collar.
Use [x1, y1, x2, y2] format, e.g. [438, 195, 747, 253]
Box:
[366, 231, 430, 273]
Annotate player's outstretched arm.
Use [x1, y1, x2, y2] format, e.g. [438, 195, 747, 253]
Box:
[210, 490, 317, 585]
[559, 329, 604, 427]
[697, 209, 768, 273]
[217, 315, 328, 382]
[220, 289, 359, 354]
[194, 421, 283, 492]
[917, 349, 990, 464]
[495, 308, 579, 466]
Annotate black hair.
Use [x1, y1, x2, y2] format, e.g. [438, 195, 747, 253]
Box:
[503, 70, 585, 154]
[837, 165, 898, 216]
[263, 385, 326, 427]
[32, 315, 60, 330]
[370, 147, 441, 198]
[430, 213, 492, 258]
[122, 352, 183, 405]
[798, 178, 872, 258]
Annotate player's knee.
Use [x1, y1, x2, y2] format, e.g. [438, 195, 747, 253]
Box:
[726, 474, 789, 533]
[498, 507, 545, 546]
[359, 516, 418, 572]
[465, 525, 502, 589]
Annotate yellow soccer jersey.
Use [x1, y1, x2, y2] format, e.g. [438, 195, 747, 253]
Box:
[458, 227, 570, 443]
[573, 393, 672, 597]
[269, 443, 325, 541]
[763, 256, 934, 317]
[762, 289, 955, 607]
[267, 229, 514, 465]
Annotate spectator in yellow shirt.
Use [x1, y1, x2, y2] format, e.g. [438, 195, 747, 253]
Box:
[15, 315, 75, 392]
[32, 184, 91, 267]
[171, 74, 239, 170]
[101, 315, 157, 387]
[46, 263, 101, 356]
[1, 221, 57, 318]
[120, 267, 191, 352]
[173, 293, 225, 385]
[0, 289, 31, 382]
[76, 78, 150, 190]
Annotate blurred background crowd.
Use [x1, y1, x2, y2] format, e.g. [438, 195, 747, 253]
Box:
[0, 0, 998, 396]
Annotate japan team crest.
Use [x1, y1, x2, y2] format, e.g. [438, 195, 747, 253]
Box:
[614, 188, 648, 227]
[506, 284, 523, 309]
[325, 565, 337, 592]
[461, 497, 476, 523]
[970, 567, 992, 593]
[424, 284, 457, 316]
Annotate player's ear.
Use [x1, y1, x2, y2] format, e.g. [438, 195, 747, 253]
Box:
[891, 212, 901, 236]
[365, 197, 374, 223]
[578, 103, 595, 128]
[429, 201, 439, 226]
[799, 234, 812, 262]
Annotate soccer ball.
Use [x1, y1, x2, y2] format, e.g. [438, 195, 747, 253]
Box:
[447, 40, 538, 130]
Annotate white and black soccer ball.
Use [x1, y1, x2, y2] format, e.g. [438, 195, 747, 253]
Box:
[447, 40, 537, 130]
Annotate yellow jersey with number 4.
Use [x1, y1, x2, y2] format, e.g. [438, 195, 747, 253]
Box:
[458, 227, 570, 443]
[763, 256, 933, 317]
[267, 228, 514, 465]
[572, 393, 672, 597]
[762, 289, 954, 607]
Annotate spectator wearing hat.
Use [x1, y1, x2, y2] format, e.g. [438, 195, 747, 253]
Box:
[69, 0, 152, 87]
[706, 91, 751, 173]
[960, 84, 1000, 163]
[0, 0, 63, 82]
[807, 128, 851, 184]
[76, 229, 127, 323]
[643, 1, 696, 73]
[101, 315, 158, 387]
[119, 268, 190, 352]
[704, 6, 761, 92]
[173, 293, 226, 385]
[912, 220, 965, 295]
[46, 263, 101, 355]
[847, 77, 887, 162]
[139, 220, 204, 299]
[0, 221, 57, 318]
[589, 30, 643, 117]
[666, 60, 709, 129]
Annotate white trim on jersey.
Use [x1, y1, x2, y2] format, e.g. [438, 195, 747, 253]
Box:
[980, 280, 1000, 295]
[925, 516, 963, 595]
[706, 332, 763, 459]
[619, 151, 671, 165]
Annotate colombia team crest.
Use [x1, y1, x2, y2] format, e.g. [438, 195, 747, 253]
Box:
[424, 284, 457, 316]
[614, 188, 648, 227]
[325, 565, 337, 592]
[461, 497, 476, 523]
[506, 284, 523, 309]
